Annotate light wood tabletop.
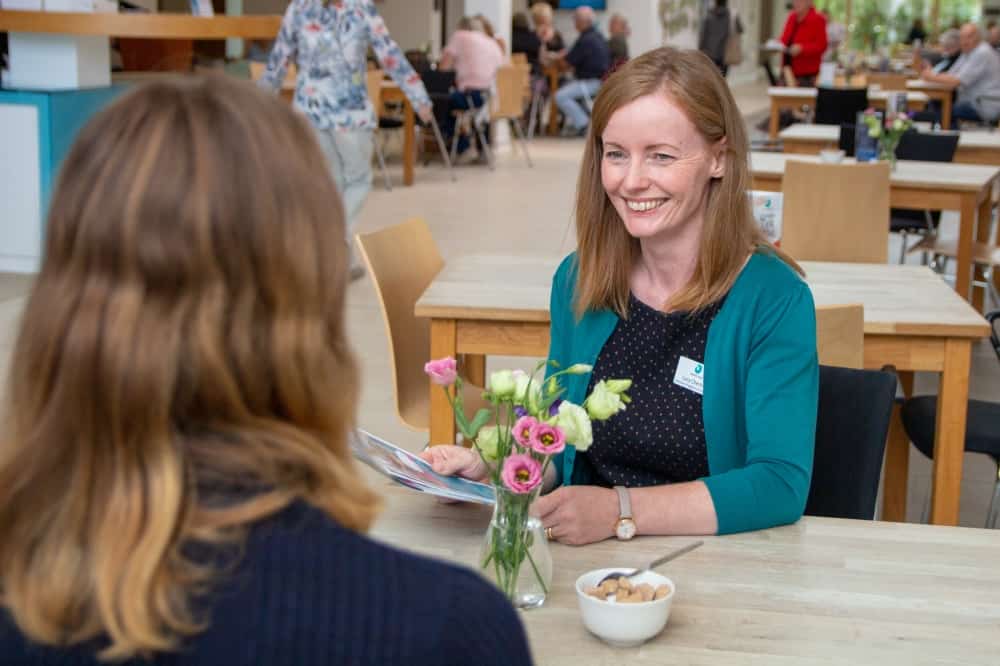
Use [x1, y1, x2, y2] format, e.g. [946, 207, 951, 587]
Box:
[767, 87, 930, 138]
[380, 81, 415, 187]
[750, 151, 1000, 310]
[907, 79, 958, 131]
[779, 123, 1000, 165]
[0, 9, 282, 39]
[415, 255, 990, 526]
[369, 480, 1000, 665]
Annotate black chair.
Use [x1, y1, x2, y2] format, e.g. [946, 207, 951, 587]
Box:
[901, 310, 1000, 529]
[837, 123, 856, 156]
[814, 87, 869, 127]
[891, 131, 960, 263]
[805, 366, 898, 520]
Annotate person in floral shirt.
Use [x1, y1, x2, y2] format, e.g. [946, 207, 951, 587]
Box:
[260, 0, 432, 276]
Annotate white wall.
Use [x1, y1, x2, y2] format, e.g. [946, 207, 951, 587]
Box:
[378, 0, 439, 53]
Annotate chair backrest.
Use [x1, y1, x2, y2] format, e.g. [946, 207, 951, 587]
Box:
[421, 69, 457, 95]
[365, 69, 383, 112]
[782, 160, 890, 263]
[815, 87, 869, 126]
[805, 366, 897, 519]
[511, 52, 528, 65]
[837, 123, 856, 156]
[816, 304, 864, 369]
[355, 220, 444, 432]
[895, 130, 960, 162]
[493, 64, 530, 120]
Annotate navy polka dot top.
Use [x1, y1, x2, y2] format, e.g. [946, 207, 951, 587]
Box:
[582, 292, 725, 488]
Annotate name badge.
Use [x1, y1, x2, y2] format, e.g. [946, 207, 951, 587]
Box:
[673, 356, 705, 396]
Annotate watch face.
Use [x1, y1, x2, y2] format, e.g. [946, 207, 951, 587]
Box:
[616, 518, 637, 540]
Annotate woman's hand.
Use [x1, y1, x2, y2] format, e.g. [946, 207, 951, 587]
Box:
[532, 486, 619, 546]
[419, 445, 488, 482]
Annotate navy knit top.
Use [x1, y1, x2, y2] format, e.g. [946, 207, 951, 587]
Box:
[0, 501, 534, 666]
[581, 293, 723, 488]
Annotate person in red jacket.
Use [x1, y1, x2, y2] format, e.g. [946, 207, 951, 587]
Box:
[779, 0, 828, 85]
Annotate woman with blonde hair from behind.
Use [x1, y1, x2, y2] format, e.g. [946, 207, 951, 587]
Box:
[0, 74, 531, 666]
[425, 48, 818, 544]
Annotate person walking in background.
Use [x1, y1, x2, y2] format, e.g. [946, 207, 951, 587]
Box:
[699, 0, 739, 76]
[778, 0, 827, 86]
[438, 16, 504, 160]
[553, 6, 610, 136]
[608, 13, 630, 69]
[259, 0, 432, 279]
[0, 74, 534, 666]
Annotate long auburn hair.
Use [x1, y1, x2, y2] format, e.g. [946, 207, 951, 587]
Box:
[573, 47, 801, 318]
[0, 74, 379, 659]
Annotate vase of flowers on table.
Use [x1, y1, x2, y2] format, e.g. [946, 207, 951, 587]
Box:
[861, 107, 913, 171]
[424, 357, 632, 608]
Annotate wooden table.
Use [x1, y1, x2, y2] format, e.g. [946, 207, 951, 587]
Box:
[380, 81, 415, 186]
[907, 79, 957, 131]
[0, 9, 282, 38]
[779, 123, 1000, 165]
[768, 87, 930, 138]
[370, 481, 1000, 664]
[750, 151, 1000, 311]
[415, 256, 990, 526]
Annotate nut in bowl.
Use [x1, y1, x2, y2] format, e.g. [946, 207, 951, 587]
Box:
[575, 568, 675, 648]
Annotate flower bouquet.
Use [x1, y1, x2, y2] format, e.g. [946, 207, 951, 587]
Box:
[861, 107, 913, 170]
[424, 357, 631, 608]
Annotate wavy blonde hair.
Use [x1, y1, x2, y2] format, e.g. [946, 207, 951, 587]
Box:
[0, 74, 379, 659]
[573, 47, 801, 318]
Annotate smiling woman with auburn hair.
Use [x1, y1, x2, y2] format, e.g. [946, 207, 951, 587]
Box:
[424, 47, 818, 546]
[0, 74, 531, 665]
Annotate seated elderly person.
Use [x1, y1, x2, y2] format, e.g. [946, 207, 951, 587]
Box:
[437, 16, 504, 157]
[553, 6, 611, 135]
[921, 23, 1000, 124]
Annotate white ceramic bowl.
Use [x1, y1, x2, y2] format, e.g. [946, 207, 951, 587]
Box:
[819, 149, 846, 163]
[575, 568, 675, 647]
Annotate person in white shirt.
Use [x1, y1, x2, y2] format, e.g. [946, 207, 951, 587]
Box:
[921, 23, 1000, 124]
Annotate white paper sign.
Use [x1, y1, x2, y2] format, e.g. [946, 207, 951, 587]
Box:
[750, 190, 783, 244]
[819, 62, 837, 87]
[673, 356, 705, 396]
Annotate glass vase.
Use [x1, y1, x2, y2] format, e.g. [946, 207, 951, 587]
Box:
[479, 486, 553, 609]
[878, 135, 900, 171]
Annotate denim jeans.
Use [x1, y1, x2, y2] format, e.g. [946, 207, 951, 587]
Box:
[555, 79, 602, 130]
[315, 128, 373, 263]
[952, 100, 985, 125]
[438, 89, 488, 155]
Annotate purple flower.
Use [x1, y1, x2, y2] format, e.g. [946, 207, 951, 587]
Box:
[501, 454, 543, 494]
[514, 406, 528, 420]
[548, 398, 564, 418]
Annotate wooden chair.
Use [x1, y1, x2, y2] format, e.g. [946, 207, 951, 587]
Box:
[492, 64, 534, 167]
[365, 69, 393, 191]
[249, 61, 296, 104]
[355, 219, 486, 437]
[511, 52, 528, 65]
[816, 304, 864, 369]
[781, 161, 890, 263]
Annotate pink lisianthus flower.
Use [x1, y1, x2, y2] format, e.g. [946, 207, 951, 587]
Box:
[513, 415, 538, 448]
[529, 422, 566, 456]
[424, 357, 457, 386]
[501, 454, 543, 494]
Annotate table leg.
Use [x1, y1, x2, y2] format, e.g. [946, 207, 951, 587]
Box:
[972, 194, 993, 312]
[429, 319, 457, 445]
[930, 339, 971, 525]
[769, 100, 781, 139]
[882, 370, 914, 522]
[953, 193, 976, 300]
[940, 93, 952, 130]
[547, 70, 560, 136]
[462, 354, 486, 388]
[403, 99, 415, 187]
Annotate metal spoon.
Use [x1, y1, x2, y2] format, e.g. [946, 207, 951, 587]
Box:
[597, 540, 704, 586]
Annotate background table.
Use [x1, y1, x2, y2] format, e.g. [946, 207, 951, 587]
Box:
[750, 151, 1000, 311]
[907, 79, 957, 130]
[768, 87, 930, 138]
[415, 256, 989, 525]
[369, 480, 1000, 664]
[779, 123, 1000, 165]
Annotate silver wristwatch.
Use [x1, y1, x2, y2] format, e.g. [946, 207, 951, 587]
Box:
[614, 486, 637, 540]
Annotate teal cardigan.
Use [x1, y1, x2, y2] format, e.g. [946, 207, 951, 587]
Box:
[547, 250, 818, 535]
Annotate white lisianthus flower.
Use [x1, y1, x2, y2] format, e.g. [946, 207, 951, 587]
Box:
[584, 380, 627, 421]
[603, 379, 632, 394]
[565, 363, 593, 375]
[489, 369, 517, 399]
[475, 425, 500, 462]
[512, 370, 542, 412]
[555, 401, 593, 451]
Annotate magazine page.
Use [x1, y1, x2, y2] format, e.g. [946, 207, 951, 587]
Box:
[351, 429, 496, 505]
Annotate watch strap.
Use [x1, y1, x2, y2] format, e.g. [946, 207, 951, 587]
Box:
[614, 486, 632, 520]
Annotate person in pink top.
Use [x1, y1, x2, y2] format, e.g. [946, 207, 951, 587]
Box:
[438, 16, 505, 158]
